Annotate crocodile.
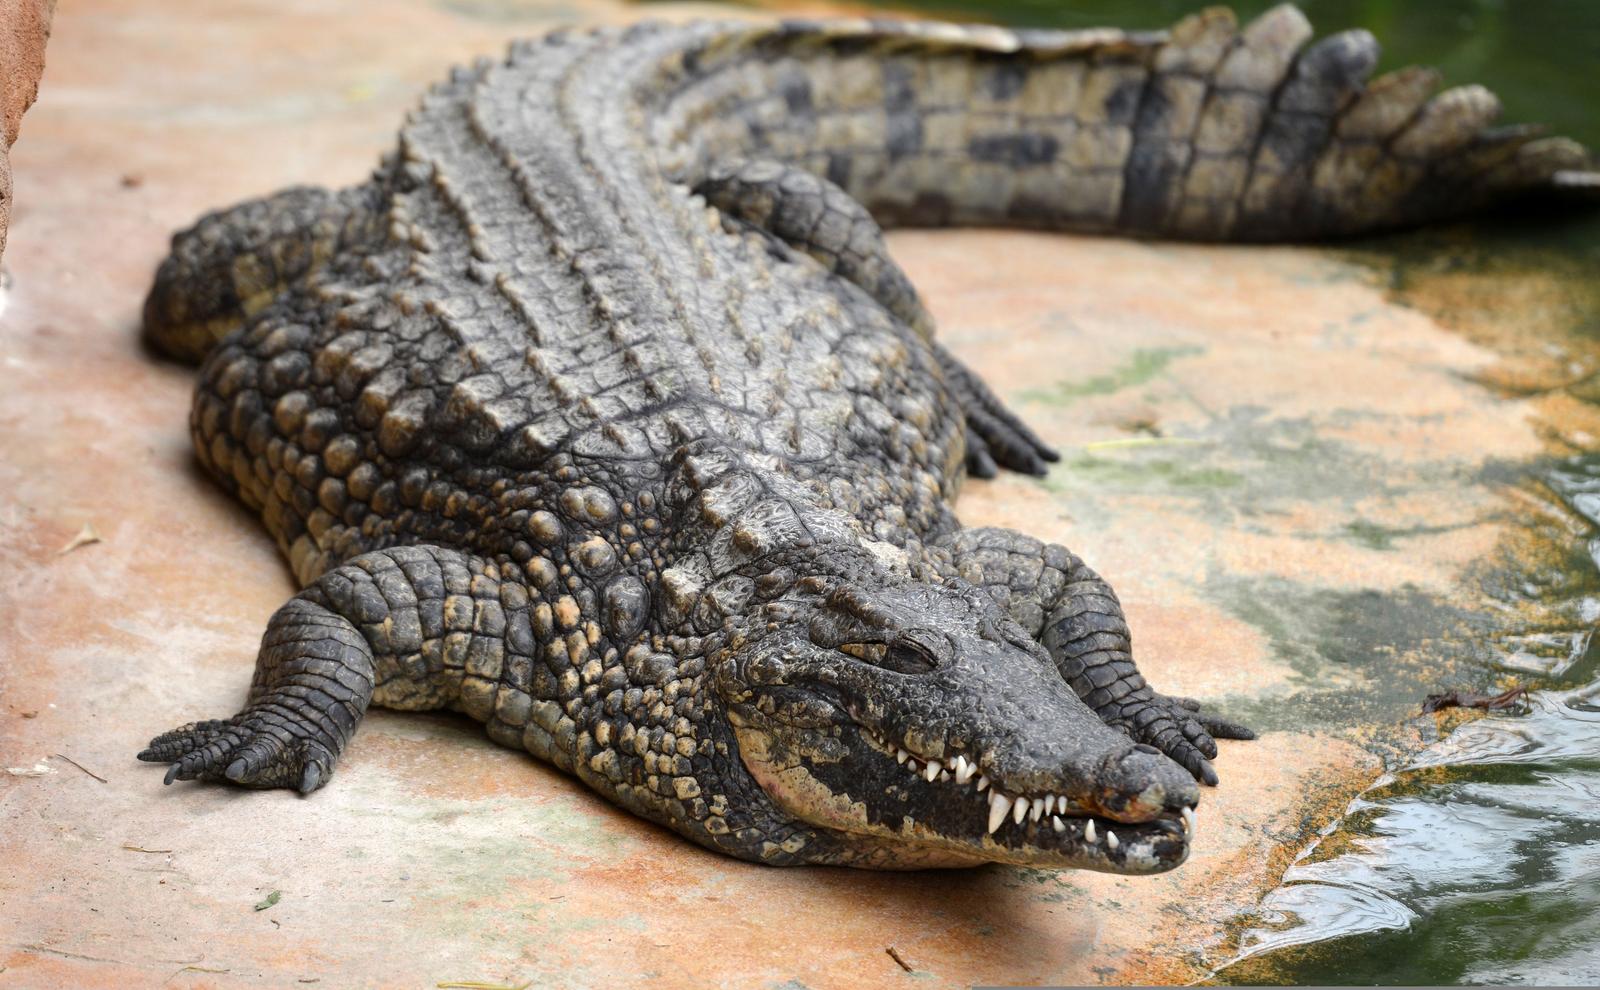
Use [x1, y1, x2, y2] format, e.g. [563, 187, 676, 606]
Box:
[137, 4, 1594, 872]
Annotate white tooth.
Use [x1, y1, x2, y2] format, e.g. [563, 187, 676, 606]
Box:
[1047, 795, 1059, 814]
[1107, 830, 1119, 851]
[976, 776, 990, 792]
[896, 748, 908, 765]
[1085, 819, 1097, 844]
[1051, 815, 1065, 833]
[987, 793, 1012, 835]
[1012, 796, 1029, 824]
[924, 759, 941, 782]
[938, 769, 951, 782]
[1029, 800, 1043, 822]
[954, 755, 974, 784]
[1182, 807, 1196, 833]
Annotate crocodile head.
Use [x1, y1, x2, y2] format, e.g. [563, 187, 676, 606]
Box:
[712, 573, 1199, 872]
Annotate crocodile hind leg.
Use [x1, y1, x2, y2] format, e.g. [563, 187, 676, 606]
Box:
[140, 544, 510, 792]
[695, 158, 1056, 476]
[939, 527, 1254, 786]
[143, 183, 380, 364]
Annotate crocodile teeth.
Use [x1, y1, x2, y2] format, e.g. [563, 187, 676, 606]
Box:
[1029, 800, 1043, 822]
[953, 755, 975, 784]
[1085, 819, 1097, 844]
[1182, 807, 1196, 834]
[896, 748, 909, 765]
[976, 775, 990, 792]
[987, 793, 1013, 835]
[924, 759, 941, 782]
[1106, 829, 1119, 851]
[1051, 815, 1065, 833]
[1011, 796, 1029, 824]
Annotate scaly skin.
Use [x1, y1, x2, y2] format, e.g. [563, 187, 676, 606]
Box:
[138, 7, 1593, 872]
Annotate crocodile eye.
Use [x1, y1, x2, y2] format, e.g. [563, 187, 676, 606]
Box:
[838, 640, 937, 675]
[839, 642, 888, 664]
[883, 640, 937, 675]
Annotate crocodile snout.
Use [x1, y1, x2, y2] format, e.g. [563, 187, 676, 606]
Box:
[1094, 743, 1200, 823]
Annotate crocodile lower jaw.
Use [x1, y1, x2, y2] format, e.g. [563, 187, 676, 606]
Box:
[858, 726, 1194, 872]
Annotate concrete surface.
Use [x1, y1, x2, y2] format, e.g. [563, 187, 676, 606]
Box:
[0, 1, 1582, 987]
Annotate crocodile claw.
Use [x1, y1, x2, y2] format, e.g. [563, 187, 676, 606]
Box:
[935, 341, 1059, 478]
[139, 713, 335, 793]
[1117, 693, 1256, 787]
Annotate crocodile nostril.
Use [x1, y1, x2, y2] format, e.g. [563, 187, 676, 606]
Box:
[1099, 745, 1201, 822]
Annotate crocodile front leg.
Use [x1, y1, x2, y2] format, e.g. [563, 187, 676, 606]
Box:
[939, 527, 1254, 785]
[139, 544, 506, 791]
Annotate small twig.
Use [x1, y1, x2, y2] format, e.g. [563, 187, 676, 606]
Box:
[167, 965, 229, 982]
[1421, 685, 1528, 715]
[51, 753, 107, 783]
[436, 982, 532, 990]
[56, 523, 102, 555]
[122, 844, 174, 854]
[885, 946, 913, 973]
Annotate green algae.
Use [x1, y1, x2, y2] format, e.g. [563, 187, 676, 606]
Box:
[1204, 578, 1492, 734]
[1043, 451, 1243, 493]
[1020, 346, 1203, 406]
[1340, 519, 1477, 552]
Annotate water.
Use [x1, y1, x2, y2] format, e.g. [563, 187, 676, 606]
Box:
[1217, 681, 1600, 984]
[861, 0, 1600, 982]
[1201, 454, 1600, 984]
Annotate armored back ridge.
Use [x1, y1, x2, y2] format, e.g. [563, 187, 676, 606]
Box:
[138, 6, 1594, 870]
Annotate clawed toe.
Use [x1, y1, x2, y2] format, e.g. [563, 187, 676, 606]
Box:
[137, 718, 235, 763]
[141, 715, 333, 792]
[1123, 694, 1256, 787]
[1195, 712, 1258, 741]
[935, 341, 1058, 478]
[965, 432, 1000, 479]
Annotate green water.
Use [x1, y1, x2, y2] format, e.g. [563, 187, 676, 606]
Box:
[866, 0, 1600, 983]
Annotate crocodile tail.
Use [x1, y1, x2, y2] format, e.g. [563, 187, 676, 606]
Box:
[664, 5, 1594, 241]
[143, 183, 380, 364]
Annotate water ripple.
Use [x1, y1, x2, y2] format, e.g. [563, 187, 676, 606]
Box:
[1217, 682, 1600, 985]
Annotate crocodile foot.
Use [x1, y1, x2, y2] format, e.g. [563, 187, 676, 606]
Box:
[934, 341, 1059, 478]
[139, 712, 335, 793]
[1109, 693, 1257, 787]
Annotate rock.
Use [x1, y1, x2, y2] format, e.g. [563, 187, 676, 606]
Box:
[0, 0, 55, 261]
